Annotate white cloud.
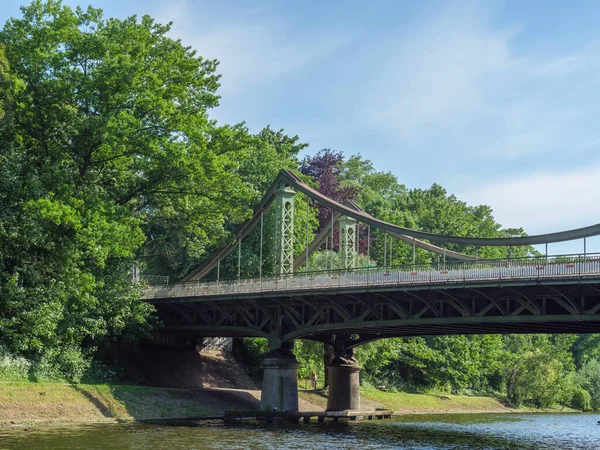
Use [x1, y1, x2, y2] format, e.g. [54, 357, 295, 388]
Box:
[153, 1, 349, 98]
[188, 26, 348, 96]
[458, 164, 600, 235]
[363, 9, 517, 135]
[361, 4, 600, 160]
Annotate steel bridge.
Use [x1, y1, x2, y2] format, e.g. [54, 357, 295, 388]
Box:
[145, 256, 600, 345]
[141, 170, 600, 412]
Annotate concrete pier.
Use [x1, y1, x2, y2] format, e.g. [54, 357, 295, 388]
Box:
[326, 351, 361, 411]
[260, 341, 299, 412]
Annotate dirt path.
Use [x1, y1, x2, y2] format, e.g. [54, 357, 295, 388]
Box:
[120, 348, 257, 390]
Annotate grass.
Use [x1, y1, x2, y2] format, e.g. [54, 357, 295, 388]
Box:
[362, 390, 511, 413]
[2, 382, 573, 426]
[0, 381, 249, 425]
[299, 388, 512, 414]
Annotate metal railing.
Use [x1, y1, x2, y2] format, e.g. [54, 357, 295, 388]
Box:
[139, 275, 170, 286]
[142, 253, 600, 300]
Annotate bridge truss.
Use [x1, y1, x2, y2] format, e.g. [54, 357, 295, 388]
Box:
[145, 169, 600, 347]
[147, 257, 600, 347]
[182, 170, 600, 283]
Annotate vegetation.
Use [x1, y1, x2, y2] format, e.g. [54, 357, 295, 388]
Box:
[0, 0, 309, 379]
[236, 151, 600, 411]
[0, 382, 243, 423]
[299, 389, 512, 413]
[1, 0, 599, 416]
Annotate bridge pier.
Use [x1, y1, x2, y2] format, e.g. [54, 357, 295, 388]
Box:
[260, 341, 299, 412]
[327, 347, 361, 411]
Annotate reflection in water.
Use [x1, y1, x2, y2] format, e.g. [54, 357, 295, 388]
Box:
[1, 413, 599, 450]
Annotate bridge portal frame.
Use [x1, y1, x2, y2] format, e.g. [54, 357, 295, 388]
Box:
[338, 215, 357, 270]
[274, 184, 296, 276]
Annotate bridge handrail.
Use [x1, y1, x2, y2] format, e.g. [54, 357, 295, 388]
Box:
[142, 253, 600, 299]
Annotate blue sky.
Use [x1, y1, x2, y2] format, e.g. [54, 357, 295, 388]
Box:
[2, 0, 600, 254]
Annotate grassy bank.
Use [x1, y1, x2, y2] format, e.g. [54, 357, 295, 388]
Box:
[0, 382, 260, 426]
[299, 389, 514, 414]
[2, 382, 569, 426]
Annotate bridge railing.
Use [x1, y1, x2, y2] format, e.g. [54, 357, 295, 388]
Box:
[142, 253, 600, 299]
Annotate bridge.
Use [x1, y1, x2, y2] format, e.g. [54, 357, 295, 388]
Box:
[142, 170, 600, 413]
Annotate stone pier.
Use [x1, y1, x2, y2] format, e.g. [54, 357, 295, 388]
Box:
[260, 341, 299, 412]
[326, 348, 361, 411]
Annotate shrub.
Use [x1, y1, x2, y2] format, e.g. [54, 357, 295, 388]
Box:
[576, 359, 600, 410]
[0, 346, 30, 381]
[572, 388, 592, 411]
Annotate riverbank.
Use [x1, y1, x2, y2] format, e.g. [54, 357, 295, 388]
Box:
[1, 382, 571, 426]
[300, 390, 514, 414]
[0, 382, 261, 426]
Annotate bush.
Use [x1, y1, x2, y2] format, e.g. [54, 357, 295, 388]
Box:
[576, 359, 600, 410]
[0, 345, 118, 383]
[572, 388, 592, 411]
[26, 346, 91, 382]
[81, 359, 122, 384]
[232, 337, 269, 383]
[0, 346, 30, 381]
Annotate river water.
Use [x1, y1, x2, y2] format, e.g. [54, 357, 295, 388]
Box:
[1, 413, 599, 449]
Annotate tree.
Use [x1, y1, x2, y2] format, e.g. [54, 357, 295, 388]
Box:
[0, 0, 260, 361]
[300, 149, 357, 232]
[577, 359, 600, 410]
[503, 335, 576, 408]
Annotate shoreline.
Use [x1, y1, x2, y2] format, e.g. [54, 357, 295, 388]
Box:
[1, 409, 581, 429]
[0, 382, 576, 427]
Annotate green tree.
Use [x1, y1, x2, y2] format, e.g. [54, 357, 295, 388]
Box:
[504, 335, 576, 408]
[577, 359, 600, 410]
[0, 0, 271, 363]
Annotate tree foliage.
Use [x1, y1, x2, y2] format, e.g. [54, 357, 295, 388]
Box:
[0, 1, 307, 369]
[2, 2, 598, 407]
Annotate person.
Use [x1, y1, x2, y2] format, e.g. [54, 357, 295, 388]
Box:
[310, 370, 318, 390]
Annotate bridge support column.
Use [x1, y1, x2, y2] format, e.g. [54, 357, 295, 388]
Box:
[260, 341, 299, 412]
[274, 184, 296, 276]
[326, 347, 361, 411]
[338, 215, 357, 270]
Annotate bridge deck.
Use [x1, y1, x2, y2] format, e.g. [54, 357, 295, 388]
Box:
[144, 256, 600, 344]
[143, 256, 600, 301]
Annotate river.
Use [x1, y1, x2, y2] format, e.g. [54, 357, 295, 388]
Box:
[1, 413, 599, 449]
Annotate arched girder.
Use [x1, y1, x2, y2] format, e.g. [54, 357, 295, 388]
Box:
[160, 302, 206, 326]
[432, 289, 471, 317]
[299, 334, 336, 347]
[160, 324, 270, 339]
[209, 303, 237, 326]
[288, 296, 327, 321]
[219, 300, 257, 327]
[371, 292, 410, 319]
[541, 285, 581, 315]
[402, 290, 440, 318]
[246, 300, 278, 327]
[582, 284, 600, 314]
[269, 298, 302, 323]
[341, 293, 378, 318]
[504, 287, 542, 315]
[345, 335, 387, 350]
[281, 313, 600, 342]
[465, 288, 506, 316]
[315, 295, 352, 322]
